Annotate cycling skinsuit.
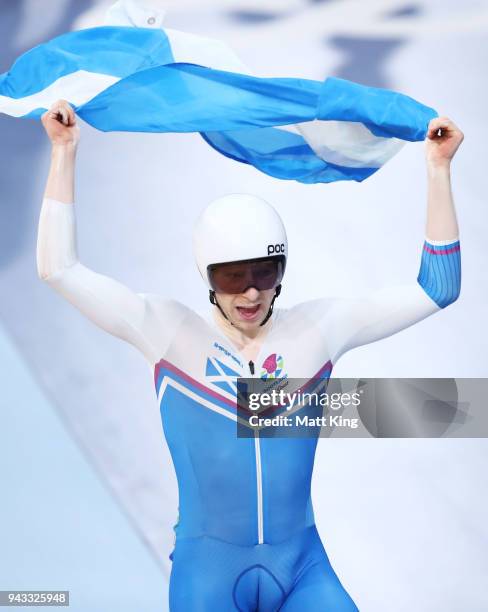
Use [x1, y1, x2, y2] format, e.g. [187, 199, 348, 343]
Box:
[37, 198, 461, 610]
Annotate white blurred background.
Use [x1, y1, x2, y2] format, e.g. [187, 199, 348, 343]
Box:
[1, 1, 487, 610]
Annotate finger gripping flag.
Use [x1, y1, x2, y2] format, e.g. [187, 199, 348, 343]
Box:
[0, 26, 438, 184]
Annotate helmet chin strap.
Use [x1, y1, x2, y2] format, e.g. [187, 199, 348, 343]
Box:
[260, 284, 281, 326]
[209, 285, 282, 327]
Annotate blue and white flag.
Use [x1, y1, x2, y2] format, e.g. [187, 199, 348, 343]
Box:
[0, 26, 437, 184]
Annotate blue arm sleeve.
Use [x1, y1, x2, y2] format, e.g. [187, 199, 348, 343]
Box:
[417, 238, 461, 308]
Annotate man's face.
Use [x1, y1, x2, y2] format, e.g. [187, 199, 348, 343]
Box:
[215, 286, 276, 331]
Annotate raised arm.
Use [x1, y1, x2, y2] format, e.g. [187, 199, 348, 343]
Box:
[37, 100, 160, 364]
[321, 117, 464, 364]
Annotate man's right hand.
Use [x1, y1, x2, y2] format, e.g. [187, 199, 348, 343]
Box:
[41, 100, 80, 146]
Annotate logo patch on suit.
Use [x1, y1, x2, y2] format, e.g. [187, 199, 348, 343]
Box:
[206, 356, 240, 396]
[260, 353, 285, 380]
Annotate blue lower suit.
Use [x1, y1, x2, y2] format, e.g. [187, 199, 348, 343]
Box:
[170, 526, 357, 611]
[156, 359, 358, 611]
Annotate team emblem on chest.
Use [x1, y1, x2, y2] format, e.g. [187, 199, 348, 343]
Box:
[260, 353, 286, 380]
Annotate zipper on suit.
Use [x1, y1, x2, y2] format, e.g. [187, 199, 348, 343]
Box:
[249, 359, 263, 543]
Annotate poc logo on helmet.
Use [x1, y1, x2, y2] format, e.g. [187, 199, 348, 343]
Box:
[267, 243, 285, 256]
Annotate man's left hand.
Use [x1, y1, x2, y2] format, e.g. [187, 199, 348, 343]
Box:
[426, 116, 464, 168]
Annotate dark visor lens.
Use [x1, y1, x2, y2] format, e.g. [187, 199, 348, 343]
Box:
[208, 256, 285, 294]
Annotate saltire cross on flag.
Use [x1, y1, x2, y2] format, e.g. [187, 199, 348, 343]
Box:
[0, 25, 438, 184]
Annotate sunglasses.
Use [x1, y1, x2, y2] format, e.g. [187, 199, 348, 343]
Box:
[208, 256, 285, 294]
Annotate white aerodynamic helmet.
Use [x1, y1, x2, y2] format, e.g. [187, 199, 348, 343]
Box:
[193, 193, 288, 288]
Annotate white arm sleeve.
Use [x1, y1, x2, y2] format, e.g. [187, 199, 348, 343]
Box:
[308, 283, 441, 364]
[37, 198, 184, 365]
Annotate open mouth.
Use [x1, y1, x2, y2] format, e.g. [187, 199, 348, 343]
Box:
[236, 304, 261, 321]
